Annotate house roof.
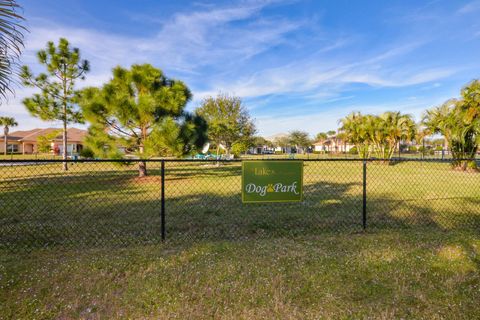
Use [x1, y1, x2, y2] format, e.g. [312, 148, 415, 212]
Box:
[314, 136, 346, 145]
[2, 128, 88, 143]
[2, 129, 43, 141]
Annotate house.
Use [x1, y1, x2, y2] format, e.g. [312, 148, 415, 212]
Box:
[0, 127, 88, 155]
[248, 144, 275, 155]
[265, 133, 293, 154]
[313, 135, 355, 153]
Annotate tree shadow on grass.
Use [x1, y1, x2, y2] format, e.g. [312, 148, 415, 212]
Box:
[366, 194, 480, 231]
[0, 167, 364, 250]
[1, 162, 479, 252]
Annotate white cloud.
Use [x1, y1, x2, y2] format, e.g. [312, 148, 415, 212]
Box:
[255, 95, 451, 136]
[457, 0, 480, 14]
[0, 0, 469, 136]
[4, 0, 301, 130]
[196, 43, 457, 101]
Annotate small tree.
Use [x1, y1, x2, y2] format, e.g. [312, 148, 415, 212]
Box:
[21, 38, 89, 170]
[196, 93, 256, 157]
[36, 130, 61, 154]
[0, 116, 17, 155]
[289, 130, 311, 154]
[79, 64, 207, 177]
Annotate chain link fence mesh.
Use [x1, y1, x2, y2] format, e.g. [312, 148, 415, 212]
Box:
[0, 159, 478, 251]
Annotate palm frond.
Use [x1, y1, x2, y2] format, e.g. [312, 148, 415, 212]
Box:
[0, 0, 26, 104]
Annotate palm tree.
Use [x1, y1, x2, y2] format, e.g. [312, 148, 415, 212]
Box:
[375, 111, 416, 160]
[423, 80, 480, 170]
[0, 116, 17, 155]
[0, 1, 26, 101]
[315, 132, 328, 142]
[336, 131, 348, 152]
[339, 112, 373, 158]
[340, 111, 415, 160]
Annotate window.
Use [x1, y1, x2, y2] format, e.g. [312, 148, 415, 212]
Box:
[7, 144, 18, 153]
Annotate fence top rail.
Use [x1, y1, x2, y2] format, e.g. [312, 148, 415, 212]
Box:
[0, 157, 477, 164]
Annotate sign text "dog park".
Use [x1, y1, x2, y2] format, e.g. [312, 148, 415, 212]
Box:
[242, 161, 303, 203]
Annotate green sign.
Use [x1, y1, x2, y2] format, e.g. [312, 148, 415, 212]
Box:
[242, 161, 303, 203]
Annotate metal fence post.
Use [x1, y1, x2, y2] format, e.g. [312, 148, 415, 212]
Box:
[161, 160, 166, 241]
[362, 160, 367, 230]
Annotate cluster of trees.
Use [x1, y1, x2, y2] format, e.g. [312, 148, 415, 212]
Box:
[0, 3, 477, 173]
[17, 38, 255, 176]
[339, 111, 416, 159]
[423, 80, 480, 170]
[196, 93, 255, 158]
[338, 80, 480, 170]
[315, 130, 336, 141]
[271, 131, 312, 154]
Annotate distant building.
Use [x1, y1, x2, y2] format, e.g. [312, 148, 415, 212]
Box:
[248, 144, 275, 155]
[313, 135, 355, 153]
[0, 128, 88, 155]
[265, 133, 293, 153]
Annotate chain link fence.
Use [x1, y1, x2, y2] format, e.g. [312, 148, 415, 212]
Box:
[0, 159, 479, 251]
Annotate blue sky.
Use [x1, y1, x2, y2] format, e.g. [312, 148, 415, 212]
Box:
[4, 0, 480, 136]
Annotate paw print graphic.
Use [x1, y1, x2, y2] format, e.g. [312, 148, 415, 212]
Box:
[267, 184, 274, 193]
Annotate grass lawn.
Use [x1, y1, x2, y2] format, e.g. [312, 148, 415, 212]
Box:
[1, 230, 479, 319]
[0, 160, 479, 318]
[0, 154, 62, 160]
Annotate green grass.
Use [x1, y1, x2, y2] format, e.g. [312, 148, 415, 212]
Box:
[0, 160, 479, 318]
[239, 152, 454, 160]
[1, 230, 479, 319]
[0, 153, 62, 160]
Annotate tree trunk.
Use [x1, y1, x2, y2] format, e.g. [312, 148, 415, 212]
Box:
[138, 161, 147, 177]
[61, 72, 69, 171]
[138, 137, 147, 177]
[62, 118, 68, 171]
[216, 144, 221, 167]
[3, 133, 7, 156]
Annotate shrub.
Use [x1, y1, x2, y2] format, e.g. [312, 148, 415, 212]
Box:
[467, 160, 478, 170]
[349, 147, 358, 155]
[231, 142, 249, 157]
[275, 151, 283, 155]
[80, 147, 95, 158]
[408, 146, 418, 152]
[435, 145, 443, 151]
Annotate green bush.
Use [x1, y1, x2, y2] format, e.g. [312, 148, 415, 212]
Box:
[408, 146, 418, 152]
[231, 142, 249, 157]
[275, 151, 283, 155]
[348, 147, 358, 155]
[435, 145, 443, 151]
[80, 147, 95, 158]
[467, 160, 478, 170]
